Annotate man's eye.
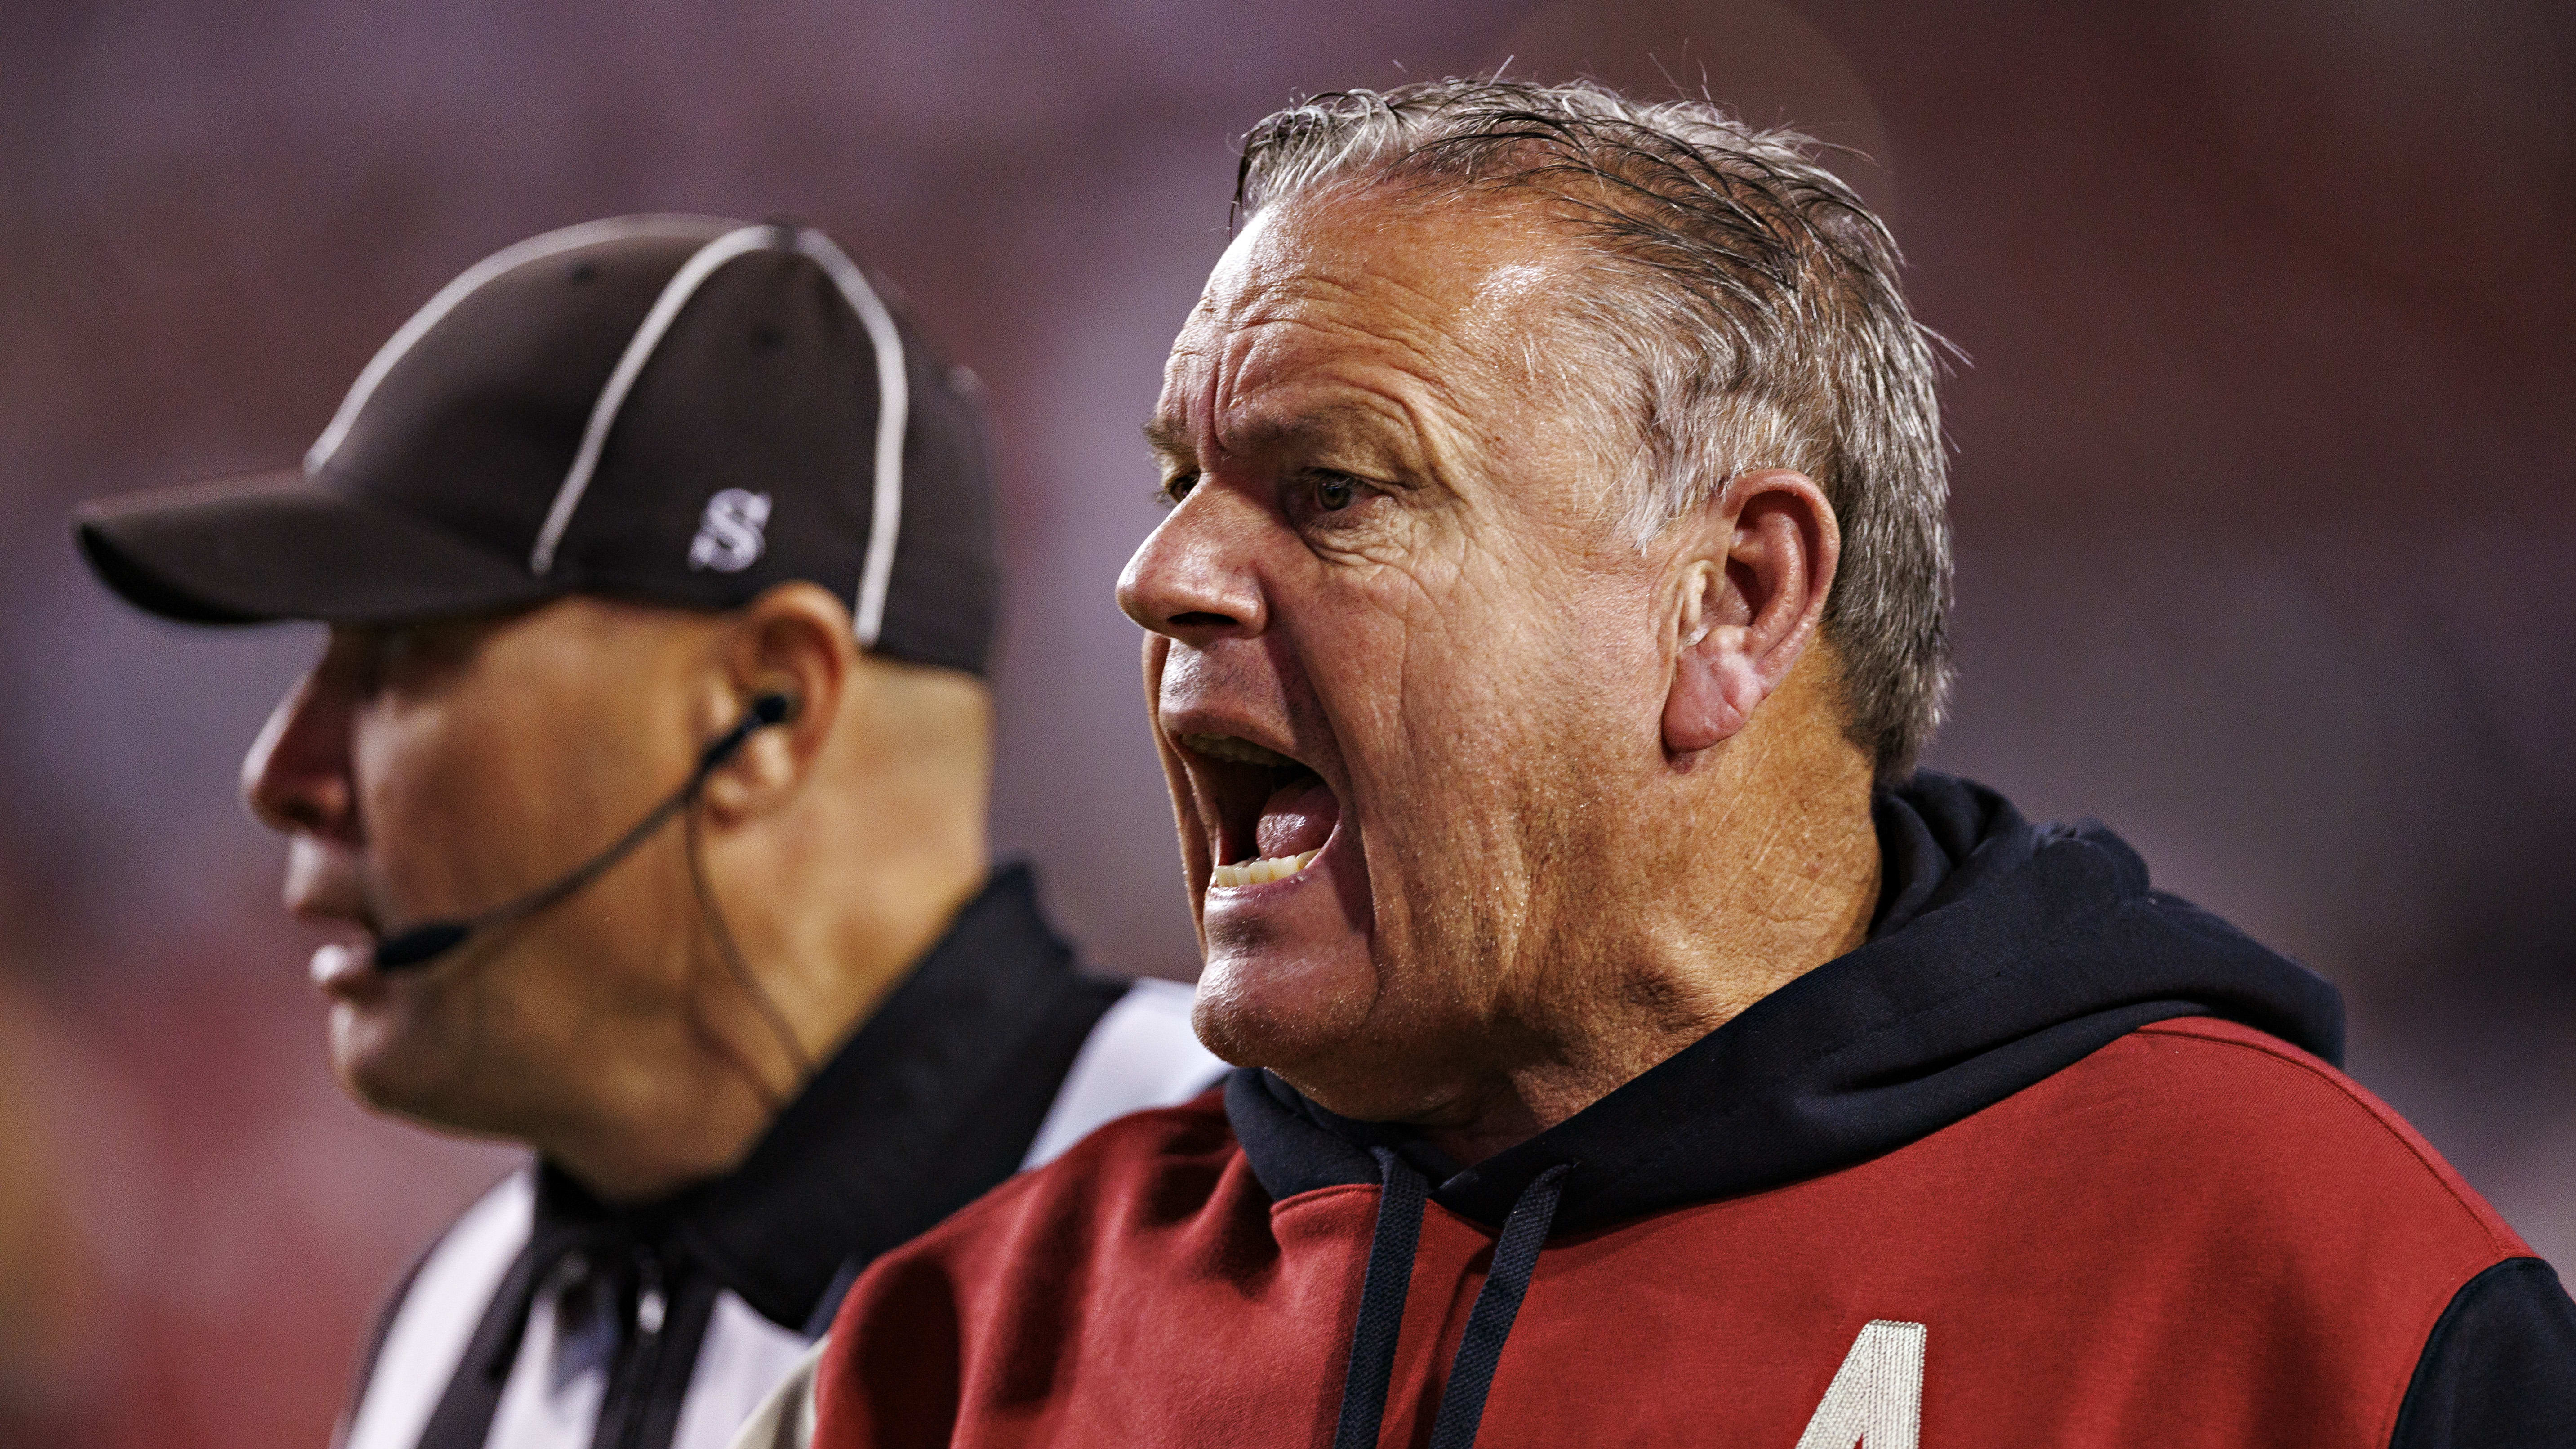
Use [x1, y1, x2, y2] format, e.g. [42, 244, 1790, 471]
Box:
[1312, 473, 1357, 512]
[1159, 472, 1199, 507]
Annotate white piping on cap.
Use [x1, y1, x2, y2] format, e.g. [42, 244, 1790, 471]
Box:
[304, 215, 728, 475]
[528, 224, 783, 576]
[792, 229, 909, 650]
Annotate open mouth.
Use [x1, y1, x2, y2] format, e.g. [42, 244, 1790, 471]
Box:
[1175, 732, 1340, 889]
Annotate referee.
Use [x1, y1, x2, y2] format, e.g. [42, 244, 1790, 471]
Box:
[71, 215, 1219, 1449]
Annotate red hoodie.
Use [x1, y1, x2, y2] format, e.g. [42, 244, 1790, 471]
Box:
[811, 777, 2576, 1447]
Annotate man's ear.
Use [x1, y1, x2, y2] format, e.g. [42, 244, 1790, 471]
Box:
[700, 581, 854, 820]
[1662, 468, 1840, 758]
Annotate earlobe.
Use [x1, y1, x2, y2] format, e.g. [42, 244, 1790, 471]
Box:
[1662, 560, 1744, 756]
[1657, 470, 1838, 760]
[1663, 628, 1761, 756]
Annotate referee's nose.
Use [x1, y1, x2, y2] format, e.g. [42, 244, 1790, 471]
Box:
[243, 645, 360, 843]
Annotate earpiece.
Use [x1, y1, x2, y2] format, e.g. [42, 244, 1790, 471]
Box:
[691, 691, 801, 775]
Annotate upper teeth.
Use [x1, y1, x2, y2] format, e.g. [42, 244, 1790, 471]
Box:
[1182, 733, 1295, 767]
[1210, 849, 1320, 888]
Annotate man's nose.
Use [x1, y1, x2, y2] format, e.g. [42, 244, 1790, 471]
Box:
[1116, 490, 1268, 648]
[242, 669, 359, 841]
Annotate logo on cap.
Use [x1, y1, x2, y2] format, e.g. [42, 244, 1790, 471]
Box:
[688, 489, 772, 573]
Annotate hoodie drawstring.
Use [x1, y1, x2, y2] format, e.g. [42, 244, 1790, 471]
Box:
[1425, 1162, 1572, 1449]
[1332, 1148, 1428, 1449]
[1331, 1153, 1576, 1449]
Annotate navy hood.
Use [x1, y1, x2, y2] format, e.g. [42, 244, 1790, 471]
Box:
[1228, 771, 2345, 1234]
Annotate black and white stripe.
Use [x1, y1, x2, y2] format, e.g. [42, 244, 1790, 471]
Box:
[334, 868, 1220, 1449]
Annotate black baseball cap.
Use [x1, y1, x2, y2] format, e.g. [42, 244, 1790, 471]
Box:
[72, 214, 998, 676]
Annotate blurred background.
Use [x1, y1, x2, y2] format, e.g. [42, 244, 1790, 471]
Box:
[1, 0, 2570, 1441]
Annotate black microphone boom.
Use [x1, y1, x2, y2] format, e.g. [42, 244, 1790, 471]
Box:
[372, 920, 472, 970]
[370, 692, 799, 971]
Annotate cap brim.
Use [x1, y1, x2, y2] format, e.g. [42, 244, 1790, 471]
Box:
[73, 470, 563, 626]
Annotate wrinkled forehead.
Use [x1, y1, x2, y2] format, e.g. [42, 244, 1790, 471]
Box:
[1158, 188, 1581, 455]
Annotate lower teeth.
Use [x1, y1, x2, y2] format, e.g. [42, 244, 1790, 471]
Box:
[1210, 848, 1320, 888]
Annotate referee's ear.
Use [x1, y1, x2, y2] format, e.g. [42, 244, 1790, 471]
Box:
[699, 581, 854, 822]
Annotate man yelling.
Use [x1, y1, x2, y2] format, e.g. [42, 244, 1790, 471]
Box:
[800, 82, 2576, 1448]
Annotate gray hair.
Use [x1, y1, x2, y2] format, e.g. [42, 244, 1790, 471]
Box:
[1236, 79, 1953, 780]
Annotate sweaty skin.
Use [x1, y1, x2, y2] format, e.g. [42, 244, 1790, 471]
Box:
[1118, 187, 1879, 1164]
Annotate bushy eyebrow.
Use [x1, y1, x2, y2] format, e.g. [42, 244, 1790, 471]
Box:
[1142, 415, 1192, 464]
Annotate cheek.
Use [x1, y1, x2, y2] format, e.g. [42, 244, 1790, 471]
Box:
[1345, 557, 1603, 794]
[1563, 576, 1672, 743]
[1339, 558, 1657, 916]
[352, 701, 573, 912]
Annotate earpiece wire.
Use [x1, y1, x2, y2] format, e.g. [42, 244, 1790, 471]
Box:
[683, 800, 818, 1092]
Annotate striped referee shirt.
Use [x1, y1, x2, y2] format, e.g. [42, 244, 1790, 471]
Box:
[334, 864, 1223, 1449]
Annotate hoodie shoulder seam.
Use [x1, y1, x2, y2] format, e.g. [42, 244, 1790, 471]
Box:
[2131, 1018, 2522, 1262]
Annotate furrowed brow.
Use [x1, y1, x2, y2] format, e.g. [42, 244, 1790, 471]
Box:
[1228, 402, 1415, 474]
[1146, 400, 1424, 477]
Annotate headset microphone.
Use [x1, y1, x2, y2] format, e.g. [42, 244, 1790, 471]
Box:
[370, 691, 801, 971]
